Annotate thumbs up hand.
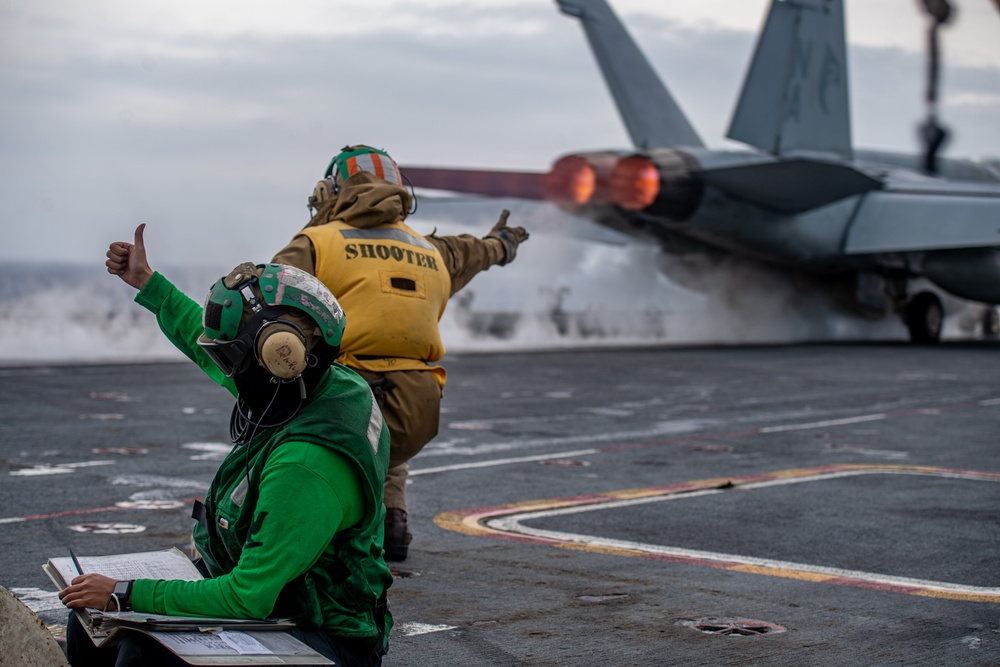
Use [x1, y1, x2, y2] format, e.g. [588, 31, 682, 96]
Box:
[106, 223, 154, 290]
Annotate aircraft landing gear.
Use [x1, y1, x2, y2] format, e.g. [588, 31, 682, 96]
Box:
[983, 308, 1000, 339]
[905, 291, 944, 343]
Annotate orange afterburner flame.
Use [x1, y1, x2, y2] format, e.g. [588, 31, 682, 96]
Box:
[543, 156, 597, 206]
[611, 156, 660, 210]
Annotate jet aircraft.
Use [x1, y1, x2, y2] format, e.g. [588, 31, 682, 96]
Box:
[401, 0, 1000, 342]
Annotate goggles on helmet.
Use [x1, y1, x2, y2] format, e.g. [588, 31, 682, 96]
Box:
[198, 325, 257, 378]
[199, 315, 309, 379]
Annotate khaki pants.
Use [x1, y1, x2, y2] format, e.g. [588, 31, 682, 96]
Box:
[352, 368, 442, 512]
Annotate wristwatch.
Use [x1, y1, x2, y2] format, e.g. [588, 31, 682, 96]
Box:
[112, 580, 134, 611]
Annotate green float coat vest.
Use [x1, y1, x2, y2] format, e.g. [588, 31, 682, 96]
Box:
[194, 363, 393, 639]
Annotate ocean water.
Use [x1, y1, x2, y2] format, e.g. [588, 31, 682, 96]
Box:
[0, 256, 705, 366]
[0, 262, 218, 365]
[0, 208, 988, 367]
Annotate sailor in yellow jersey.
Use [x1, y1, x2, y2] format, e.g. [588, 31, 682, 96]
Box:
[273, 145, 529, 560]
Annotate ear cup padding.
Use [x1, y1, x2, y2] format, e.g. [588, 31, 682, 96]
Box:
[311, 178, 337, 206]
[256, 324, 308, 380]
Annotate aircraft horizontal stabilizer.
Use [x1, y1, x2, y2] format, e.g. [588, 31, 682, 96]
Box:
[698, 159, 880, 213]
[557, 0, 703, 149]
[402, 167, 547, 200]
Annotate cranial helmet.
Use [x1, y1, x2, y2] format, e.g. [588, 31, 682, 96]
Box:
[308, 145, 405, 212]
[198, 263, 345, 381]
[326, 145, 402, 189]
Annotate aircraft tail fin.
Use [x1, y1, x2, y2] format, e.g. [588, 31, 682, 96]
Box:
[727, 0, 852, 158]
[558, 0, 703, 150]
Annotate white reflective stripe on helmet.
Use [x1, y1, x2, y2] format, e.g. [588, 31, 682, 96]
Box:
[346, 152, 401, 186]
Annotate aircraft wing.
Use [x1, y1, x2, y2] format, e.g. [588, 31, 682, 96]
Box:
[845, 181, 1000, 254]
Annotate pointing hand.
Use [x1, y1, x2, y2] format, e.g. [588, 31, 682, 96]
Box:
[484, 210, 530, 266]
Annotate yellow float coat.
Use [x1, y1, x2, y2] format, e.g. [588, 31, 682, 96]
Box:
[300, 220, 452, 381]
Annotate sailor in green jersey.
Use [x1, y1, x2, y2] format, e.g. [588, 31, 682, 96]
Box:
[59, 224, 393, 667]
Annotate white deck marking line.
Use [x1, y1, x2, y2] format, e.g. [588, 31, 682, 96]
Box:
[412, 400, 991, 475]
[181, 442, 233, 461]
[419, 420, 710, 458]
[415, 414, 887, 470]
[758, 413, 888, 433]
[485, 469, 1000, 598]
[0, 496, 203, 526]
[410, 449, 600, 476]
[398, 622, 457, 637]
[9, 460, 116, 476]
[423, 397, 998, 462]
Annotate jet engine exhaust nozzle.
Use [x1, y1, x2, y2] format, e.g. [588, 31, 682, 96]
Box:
[543, 149, 703, 222]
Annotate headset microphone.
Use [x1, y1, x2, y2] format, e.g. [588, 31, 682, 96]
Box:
[308, 178, 337, 214]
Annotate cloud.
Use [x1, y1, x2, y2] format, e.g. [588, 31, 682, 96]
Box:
[0, 1, 997, 266]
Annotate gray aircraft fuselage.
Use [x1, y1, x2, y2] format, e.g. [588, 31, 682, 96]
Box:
[400, 0, 1000, 342]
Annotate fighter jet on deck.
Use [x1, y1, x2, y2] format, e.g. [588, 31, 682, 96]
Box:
[401, 0, 1000, 342]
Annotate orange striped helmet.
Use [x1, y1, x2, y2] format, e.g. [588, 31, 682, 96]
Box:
[325, 145, 402, 190]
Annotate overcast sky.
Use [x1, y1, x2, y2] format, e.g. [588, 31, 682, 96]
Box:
[2, 0, 999, 268]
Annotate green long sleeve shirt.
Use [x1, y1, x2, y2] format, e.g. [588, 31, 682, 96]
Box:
[128, 272, 367, 623]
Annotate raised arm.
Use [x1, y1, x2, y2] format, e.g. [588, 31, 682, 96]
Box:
[104, 224, 235, 393]
[428, 209, 529, 295]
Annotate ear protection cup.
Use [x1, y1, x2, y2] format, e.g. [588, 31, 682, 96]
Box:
[255, 321, 308, 380]
[201, 263, 344, 386]
[308, 178, 337, 210]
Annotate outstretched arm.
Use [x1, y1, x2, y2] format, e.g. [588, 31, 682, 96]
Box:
[483, 209, 529, 266]
[105, 224, 235, 394]
[428, 209, 530, 295]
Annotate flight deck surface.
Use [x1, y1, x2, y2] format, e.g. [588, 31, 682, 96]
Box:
[2, 343, 998, 665]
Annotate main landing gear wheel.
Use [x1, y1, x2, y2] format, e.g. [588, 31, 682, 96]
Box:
[983, 308, 1000, 339]
[905, 292, 943, 343]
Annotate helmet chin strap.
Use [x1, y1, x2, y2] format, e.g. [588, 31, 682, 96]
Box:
[229, 343, 320, 446]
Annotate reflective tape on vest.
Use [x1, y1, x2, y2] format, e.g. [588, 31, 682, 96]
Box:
[366, 397, 384, 456]
[339, 227, 434, 250]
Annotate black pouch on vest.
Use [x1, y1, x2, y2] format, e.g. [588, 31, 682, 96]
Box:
[191, 499, 218, 539]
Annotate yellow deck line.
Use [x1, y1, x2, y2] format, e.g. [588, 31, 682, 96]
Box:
[434, 464, 1000, 603]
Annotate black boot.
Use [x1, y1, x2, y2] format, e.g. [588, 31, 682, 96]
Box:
[383, 508, 413, 562]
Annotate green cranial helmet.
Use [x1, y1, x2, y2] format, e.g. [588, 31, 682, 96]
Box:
[256, 264, 345, 344]
[324, 145, 402, 190]
[199, 263, 345, 377]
